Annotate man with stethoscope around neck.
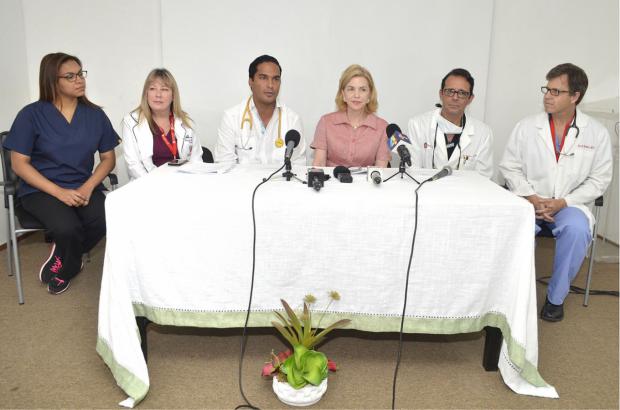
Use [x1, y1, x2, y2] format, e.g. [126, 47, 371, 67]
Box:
[215, 55, 306, 165]
[407, 68, 494, 178]
[500, 63, 612, 322]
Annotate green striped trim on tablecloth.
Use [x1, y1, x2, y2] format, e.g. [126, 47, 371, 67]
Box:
[96, 336, 149, 405]
[132, 304, 547, 388]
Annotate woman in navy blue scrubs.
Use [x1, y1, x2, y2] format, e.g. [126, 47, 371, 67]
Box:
[4, 52, 119, 295]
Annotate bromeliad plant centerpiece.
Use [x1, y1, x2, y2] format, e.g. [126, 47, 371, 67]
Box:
[263, 292, 350, 405]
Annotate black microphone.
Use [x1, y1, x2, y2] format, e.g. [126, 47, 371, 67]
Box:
[397, 145, 412, 167]
[386, 124, 412, 167]
[429, 165, 453, 182]
[370, 170, 382, 185]
[284, 130, 301, 162]
[386, 123, 401, 140]
[435, 103, 442, 108]
[333, 166, 352, 183]
[307, 168, 325, 191]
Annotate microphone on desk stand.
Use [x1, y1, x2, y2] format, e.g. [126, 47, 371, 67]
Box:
[383, 123, 419, 184]
[282, 129, 301, 182]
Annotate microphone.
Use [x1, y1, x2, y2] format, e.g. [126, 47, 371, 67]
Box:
[284, 130, 301, 162]
[386, 124, 412, 167]
[428, 165, 453, 182]
[333, 166, 353, 183]
[307, 168, 325, 191]
[367, 168, 383, 185]
[435, 103, 442, 108]
[397, 145, 411, 167]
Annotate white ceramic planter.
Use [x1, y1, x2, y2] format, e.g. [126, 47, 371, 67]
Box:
[272, 376, 328, 407]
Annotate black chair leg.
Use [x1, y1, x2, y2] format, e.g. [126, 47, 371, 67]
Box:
[136, 316, 151, 362]
[483, 326, 502, 371]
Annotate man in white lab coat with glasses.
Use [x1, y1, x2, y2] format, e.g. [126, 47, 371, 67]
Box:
[500, 63, 612, 322]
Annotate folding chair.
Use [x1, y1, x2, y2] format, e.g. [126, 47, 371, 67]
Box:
[537, 196, 604, 306]
[1, 130, 117, 304]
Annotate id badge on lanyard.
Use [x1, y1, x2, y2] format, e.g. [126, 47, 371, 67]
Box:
[158, 113, 177, 158]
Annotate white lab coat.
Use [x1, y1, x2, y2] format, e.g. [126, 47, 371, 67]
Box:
[407, 108, 494, 178]
[499, 109, 613, 231]
[214, 97, 306, 165]
[121, 111, 203, 180]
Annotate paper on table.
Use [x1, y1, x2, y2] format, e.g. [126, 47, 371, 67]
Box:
[176, 162, 236, 175]
[349, 167, 367, 174]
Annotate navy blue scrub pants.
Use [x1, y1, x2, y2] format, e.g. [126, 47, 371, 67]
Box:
[20, 190, 107, 280]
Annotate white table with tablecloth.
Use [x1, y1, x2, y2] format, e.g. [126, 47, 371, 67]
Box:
[96, 163, 558, 406]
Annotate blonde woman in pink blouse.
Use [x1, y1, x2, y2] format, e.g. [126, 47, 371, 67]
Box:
[311, 64, 391, 167]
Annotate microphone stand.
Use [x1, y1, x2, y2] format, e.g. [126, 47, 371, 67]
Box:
[281, 158, 304, 183]
[383, 159, 419, 184]
[282, 158, 294, 181]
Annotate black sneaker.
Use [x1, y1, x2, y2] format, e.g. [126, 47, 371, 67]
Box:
[39, 243, 63, 284]
[540, 298, 564, 322]
[48, 275, 70, 295]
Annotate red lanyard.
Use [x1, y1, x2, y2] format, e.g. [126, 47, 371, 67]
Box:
[548, 114, 573, 162]
[158, 112, 177, 158]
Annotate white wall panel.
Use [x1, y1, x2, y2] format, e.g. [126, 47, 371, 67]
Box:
[0, 0, 30, 250]
[161, 0, 494, 156]
[485, 0, 619, 181]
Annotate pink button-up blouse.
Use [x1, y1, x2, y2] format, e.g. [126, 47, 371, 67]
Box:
[311, 111, 392, 167]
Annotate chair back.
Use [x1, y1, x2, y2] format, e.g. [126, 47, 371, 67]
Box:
[202, 146, 214, 163]
[0, 131, 18, 209]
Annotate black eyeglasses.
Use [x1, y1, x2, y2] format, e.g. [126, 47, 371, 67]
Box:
[540, 86, 570, 96]
[58, 71, 87, 82]
[442, 88, 471, 99]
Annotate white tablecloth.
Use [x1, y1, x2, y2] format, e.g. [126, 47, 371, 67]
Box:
[97, 163, 558, 405]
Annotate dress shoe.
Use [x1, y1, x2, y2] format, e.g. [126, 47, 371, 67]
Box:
[540, 298, 564, 322]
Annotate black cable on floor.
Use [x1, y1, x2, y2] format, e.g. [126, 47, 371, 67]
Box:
[536, 276, 619, 297]
[235, 164, 285, 410]
[391, 179, 428, 409]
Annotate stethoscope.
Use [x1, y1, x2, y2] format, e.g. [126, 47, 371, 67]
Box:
[239, 96, 283, 150]
[552, 111, 580, 158]
[431, 113, 466, 169]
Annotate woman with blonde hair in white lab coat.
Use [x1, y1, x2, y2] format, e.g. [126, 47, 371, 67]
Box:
[121, 68, 202, 180]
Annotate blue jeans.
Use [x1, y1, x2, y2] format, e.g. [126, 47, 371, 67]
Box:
[536, 206, 591, 305]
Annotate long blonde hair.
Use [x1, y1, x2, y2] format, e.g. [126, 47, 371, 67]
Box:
[136, 68, 192, 131]
[334, 64, 378, 113]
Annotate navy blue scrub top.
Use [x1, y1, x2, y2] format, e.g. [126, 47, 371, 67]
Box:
[4, 101, 119, 197]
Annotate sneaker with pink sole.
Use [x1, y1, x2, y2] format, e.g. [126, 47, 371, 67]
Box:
[39, 243, 63, 284]
[48, 274, 70, 295]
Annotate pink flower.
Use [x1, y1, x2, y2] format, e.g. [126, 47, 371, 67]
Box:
[277, 349, 292, 362]
[262, 362, 275, 377]
[262, 350, 293, 377]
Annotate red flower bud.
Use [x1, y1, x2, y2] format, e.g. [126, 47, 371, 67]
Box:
[327, 359, 337, 372]
[261, 363, 275, 377]
[277, 349, 292, 362]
